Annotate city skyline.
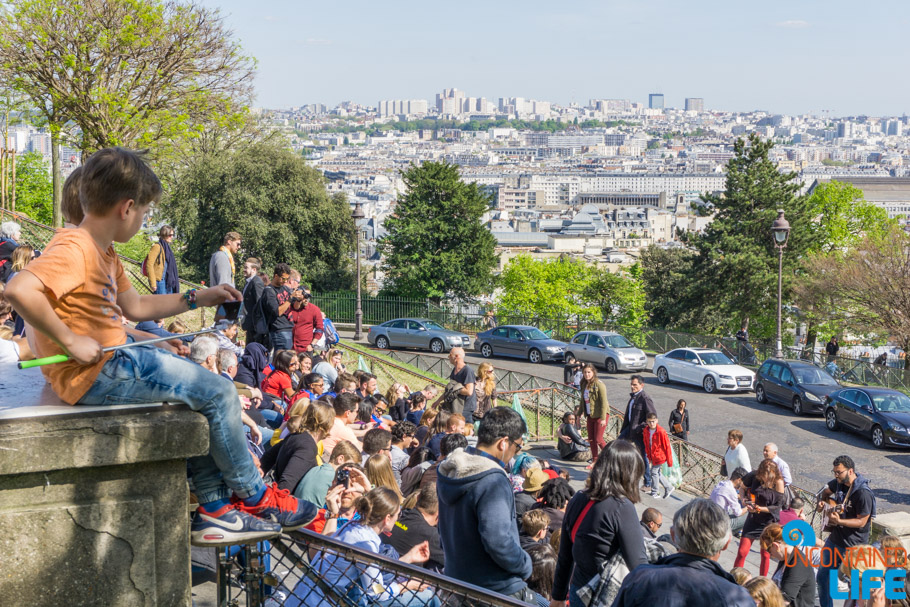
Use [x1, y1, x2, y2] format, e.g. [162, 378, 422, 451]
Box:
[200, 0, 910, 117]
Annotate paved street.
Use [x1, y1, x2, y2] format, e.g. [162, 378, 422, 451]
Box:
[366, 341, 910, 512]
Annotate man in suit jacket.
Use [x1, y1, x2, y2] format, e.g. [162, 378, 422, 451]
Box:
[620, 375, 657, 489]
[240, 257, 265, 344]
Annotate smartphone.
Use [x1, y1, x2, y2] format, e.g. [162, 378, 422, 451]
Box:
[222, 300, 242, 321]
[335, 468, 350, 489]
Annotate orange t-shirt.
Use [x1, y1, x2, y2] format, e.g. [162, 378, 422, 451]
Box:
[24, 228, 132, 404]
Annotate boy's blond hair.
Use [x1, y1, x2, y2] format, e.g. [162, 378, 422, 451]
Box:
[61, 166, 85, 225]
[522, 509, 550, 537]
[80, 148, 162, 215]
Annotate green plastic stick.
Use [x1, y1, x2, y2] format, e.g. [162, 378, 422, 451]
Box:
[18, 354, 70, 369]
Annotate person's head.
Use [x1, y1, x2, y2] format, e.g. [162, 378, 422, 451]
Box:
[354, 486, 402, 533]
[580, 363, 598, 385]
[365, 454, 402, 499]
[762, 442, 779, 461]
[61, 166, 84, 226]
[328, 440, 361, 468]
[384, 382, 407, 405]
[299, 400, 335, 440]
[332, 462, 366, 510]
[880, 534, 908, 569]
[409, 392, 427, 410]
[216, 349, 238, 378]
[189, 334, 219, 371]
[391, 421, 417, 447]
[273, 350, 298, 376]
[418, 407, 438, 429]
[167, 320, 187, 334]
[415, 482, 439, 522]
[744, 576, 785, 607]
[832, 454, 857, 484]
[447, 346, 465, 366]
[759, 523, 786, 560]
[80, 148, 162, 240]
[522, 509, 550, 541]
[359, 373, 377, 395]
[421, 385, 438, 400]
[334, 392, 360, 423]
[730, 567, 752, 585]
[216, 319, 239, 341]
[755, 459, 782, 489]
[356, 397, 376, 423]
[539, 477, 575, 511]
[271, 263, 291, 288]
[730, 467, 749, 490]
[446, 413, 466, 436]
[242, 257, 261, 279]
[477, 362, 496, 395]
[832, 335, 838, 342]
[335, 372, 357, 395]
[476, 406, 526, 463]
[406, 447, 434, 469]
[0, 298, 12, 325]
[10, 244, 34, 272]
[157, 225, 175, 243]
[562, 411, 577, 425]
[788, 496, 805, 515]
[1, 221, 21, 242]
[671, 498, 732, 559]
[222, 231, 242, 253]
[362, 428, 392, 458]
[440, 432, 468, 458]
[286, 268, 301, 291]
[586, 439, 644, 503]
[641, 507, 663, 535]
[645, 411, 659, 430]
[303, 372, 325, 395]
[727, 429, 744, 447]
[326, 349, 344, 367]
[526, 544, 557, 600]
[677, 399, 687, 412]
[297, 352, 313, 374]
[630, 374, 644, 392]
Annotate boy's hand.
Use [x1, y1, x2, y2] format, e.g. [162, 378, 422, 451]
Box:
[196, 285, 242, 308]
[64, 334, 104, 365]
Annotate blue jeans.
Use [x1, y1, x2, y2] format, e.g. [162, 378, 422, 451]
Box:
[568, 582, 584, 607]
[259, 408, 283, 429]
[270, 330, 293, 353]
[79, 344, 265, 504]
[155, 279, 169, 295]
[817, 537, 841, 607]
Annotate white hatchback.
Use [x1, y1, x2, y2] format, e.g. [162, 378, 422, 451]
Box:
[653, 348, 755, 393]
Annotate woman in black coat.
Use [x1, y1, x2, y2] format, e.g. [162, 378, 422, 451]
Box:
[668, 399, 690, 441]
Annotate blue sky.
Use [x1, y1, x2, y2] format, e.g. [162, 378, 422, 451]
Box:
[200, 0, 909, 117]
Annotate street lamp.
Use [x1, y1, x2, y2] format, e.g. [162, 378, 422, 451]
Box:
[352, 201, 365, 340]
[771, 209, 790, 359]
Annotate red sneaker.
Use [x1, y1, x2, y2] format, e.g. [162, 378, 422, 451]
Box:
[234, 484, 318, 531]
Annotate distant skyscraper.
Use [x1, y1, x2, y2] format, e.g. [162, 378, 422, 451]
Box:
[649, 94, 664, 110]
[684, 98, 704, 112]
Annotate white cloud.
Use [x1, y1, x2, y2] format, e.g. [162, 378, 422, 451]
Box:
[776, 20, 810, 29]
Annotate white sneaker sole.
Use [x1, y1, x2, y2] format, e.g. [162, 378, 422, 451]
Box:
[190, 528, 280, 547]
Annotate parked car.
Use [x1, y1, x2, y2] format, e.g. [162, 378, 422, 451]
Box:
[825, 387, 910, 449]
[754, 359, 841, 415]
[654, 348, 754, 393]
[474, 325, 566, 363]
[367, 318, 471, 354]
[564, 331, 647, 373]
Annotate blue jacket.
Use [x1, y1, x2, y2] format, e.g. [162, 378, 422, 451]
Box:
[436, 447, 532, 595]
[612, 552, 755, 607]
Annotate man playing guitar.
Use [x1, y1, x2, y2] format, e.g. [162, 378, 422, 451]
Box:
[814, 455, 877, 607]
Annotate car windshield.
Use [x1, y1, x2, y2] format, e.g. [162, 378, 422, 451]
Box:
[423, 321, 446, 331]
[521, 328, 549, 340]
[698, 352, 734, 366]
[872, 393, 910, 412]
[604, 335, 634, 348]
[793, 367, 839, 386]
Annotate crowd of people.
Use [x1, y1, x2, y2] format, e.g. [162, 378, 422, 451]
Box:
[1, 146, 907, 607]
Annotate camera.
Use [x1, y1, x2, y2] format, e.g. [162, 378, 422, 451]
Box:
[335, 468, 350, 488]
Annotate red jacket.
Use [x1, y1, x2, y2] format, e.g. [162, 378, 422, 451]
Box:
[643, 424, 673, 467]
[287, 303, 324, 351]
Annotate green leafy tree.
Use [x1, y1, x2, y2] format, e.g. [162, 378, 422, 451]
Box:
[161, 142, 355, 290]
[805, 181, 894, 254]
[638, 246, 710, 330]
[379, 161, 497, 300]
[12, 152, 52, 225]
[497, 255, 597, 321]
[687, 134, 813, 337]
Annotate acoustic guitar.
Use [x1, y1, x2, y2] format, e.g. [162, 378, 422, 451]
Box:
[819, 483, 852, 533]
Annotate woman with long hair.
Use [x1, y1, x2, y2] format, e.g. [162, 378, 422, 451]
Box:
[414, 408, 438, 447]
[385, 382, 410, 422]
[668, 399, 690, 441]
[261, 350, 298, 403]
[365, 454, 403, 502]
[552, 439, 647, 606]
[557, 411, 591, 462]
[474, 362, 497, 420]
[734, 459, 785, 576]
[8, 244, 34, 279]
[290, 487, 439, 607]
[261, 400, 334, 495]
[145, 225, 178, 294]
[578, 363, 609, 469]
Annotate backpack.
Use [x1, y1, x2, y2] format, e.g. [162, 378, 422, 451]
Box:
[140, 257, 148, 276]
[322, 318, 340, 345]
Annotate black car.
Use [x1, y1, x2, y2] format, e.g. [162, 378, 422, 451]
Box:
[825, 388, 910, 449]
[754, 359, 841, 415]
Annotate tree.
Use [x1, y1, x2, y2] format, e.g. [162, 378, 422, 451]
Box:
[379, 161, 498, 300]
[12, 152, 52, 225]
[687, 134, 813, 337]
[161, 142, 355, 291]
[639, 245, 709, 330]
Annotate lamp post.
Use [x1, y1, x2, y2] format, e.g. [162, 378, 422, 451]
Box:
[771, 210, 790, 359]
[352, 201, 365, 340]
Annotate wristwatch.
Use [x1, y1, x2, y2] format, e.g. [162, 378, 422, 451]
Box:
[325, 511, 338, 519]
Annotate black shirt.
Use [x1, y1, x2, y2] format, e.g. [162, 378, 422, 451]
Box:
[261, 432, 318, 494]
[390, 397, 409, 422]
[826, 478, 874, 547]
[262, 285, 293, 332]
[776, 549, 816, 607]
[381, 508, 445, 570]
[450, 364, 477, 415]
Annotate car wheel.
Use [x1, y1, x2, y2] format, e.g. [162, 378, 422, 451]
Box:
[605, 358, 617, 373]
[792, 396, 803, 416]
[375, 335, 389, 350]
[565, 353, 576, 365]
[480, 343, 493, 358]
[656, 366, 669, 384]
[872, 425, 886, 449]
[755, 384, 767, 403]
[703, 375, 716, 393]
[528, 349, 542, 364]
[825, 408, 840, 431]
[430, 339, 445, 354]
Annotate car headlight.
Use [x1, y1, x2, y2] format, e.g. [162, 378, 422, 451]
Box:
[546, 346, 562, 352]
[448, 335, 461, 342]
[718, 374, 733, 380]
[804, 392, 822, 403]
[887, 422, 907, 432]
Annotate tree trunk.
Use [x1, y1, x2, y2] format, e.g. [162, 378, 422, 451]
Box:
[51, 130, 62, 227]
[10, 151, 15, 212]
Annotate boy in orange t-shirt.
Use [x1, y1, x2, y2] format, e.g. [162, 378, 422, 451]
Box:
[5, 148, 315, 546]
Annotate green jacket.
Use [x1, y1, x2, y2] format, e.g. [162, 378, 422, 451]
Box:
[579, 378, 609, 420]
